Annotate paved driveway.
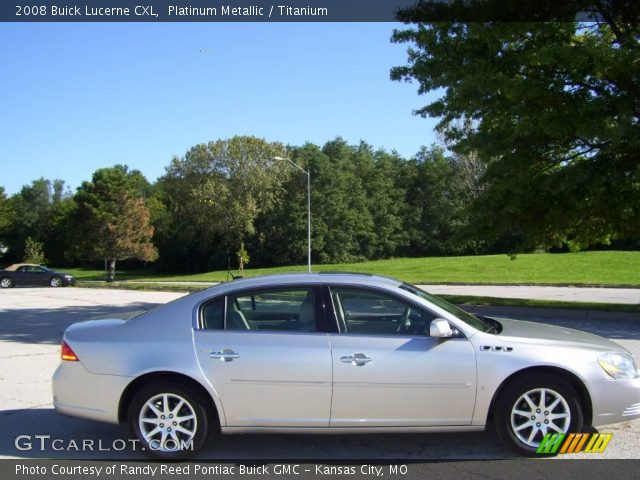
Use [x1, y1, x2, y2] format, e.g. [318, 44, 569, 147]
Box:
[0, 287, 638, 459]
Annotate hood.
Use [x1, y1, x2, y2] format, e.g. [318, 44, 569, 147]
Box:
[493, 317, 628, 353]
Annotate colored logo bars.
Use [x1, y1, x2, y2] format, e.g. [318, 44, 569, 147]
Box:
[536, 433, 613, 454]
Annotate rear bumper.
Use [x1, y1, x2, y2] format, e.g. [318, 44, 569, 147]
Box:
[591, 376, 640, 426]
[52, 361, 130, 425]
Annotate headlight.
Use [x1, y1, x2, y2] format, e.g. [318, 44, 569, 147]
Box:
[597, 352, 638, 379]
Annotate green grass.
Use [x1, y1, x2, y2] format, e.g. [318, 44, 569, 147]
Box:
[60, 251, 640, 286]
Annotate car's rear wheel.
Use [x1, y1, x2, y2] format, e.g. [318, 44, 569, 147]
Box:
[49, 276, 63, 287]
[128, 381, 209, 460]
[0, 277, 14, 288]
[494, 373, 584, 456]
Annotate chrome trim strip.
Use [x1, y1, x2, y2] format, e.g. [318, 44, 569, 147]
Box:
[230, 379, 331, 386]
[332, 382, 472, 388]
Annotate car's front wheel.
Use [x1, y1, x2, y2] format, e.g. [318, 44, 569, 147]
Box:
[494, 373, 584, 456]
[49, 276, 63, 287]
[128, 381, 210, 459]
[0, 277, 14, 288]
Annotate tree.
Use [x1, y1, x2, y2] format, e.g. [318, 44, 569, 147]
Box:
[3, 178, 75, 264]
[254, 138, 408, 266]
[311, 139, 375, 263]
[159, 136, 290, 271]
[0, 187, 14, 259]
[0, 186, 13, 232]
[237, 241, 250, 275]
[23, 236, 46, 265]
[251, 146, 310, 267]
[356, 145, 408, 258]
[391, 2, 640, 250]
[400, 146, 471, 256]
[6, 178, 53, 259]
[71, 166, 158, 281]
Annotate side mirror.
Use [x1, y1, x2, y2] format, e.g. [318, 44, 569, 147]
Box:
[430, 318, 453, 338]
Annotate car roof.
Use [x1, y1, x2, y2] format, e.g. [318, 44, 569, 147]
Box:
[215, 272, 403, 290]
[3, 263, 41, 271]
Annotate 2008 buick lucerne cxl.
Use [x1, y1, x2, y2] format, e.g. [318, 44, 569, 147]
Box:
[52, 273, 640, 458]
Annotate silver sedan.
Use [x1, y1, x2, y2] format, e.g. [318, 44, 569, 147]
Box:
[52, 273, 640, 459]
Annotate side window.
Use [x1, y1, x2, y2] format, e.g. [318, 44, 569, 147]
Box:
[330, 287, 434, 336]
[202, 288, 317, 332]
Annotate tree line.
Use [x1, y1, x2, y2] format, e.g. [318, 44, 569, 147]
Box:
[0, 133, 636, 278]
[0, 136, 493, 276]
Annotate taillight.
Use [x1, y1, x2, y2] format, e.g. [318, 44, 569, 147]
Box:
[61, 341, 78, 361]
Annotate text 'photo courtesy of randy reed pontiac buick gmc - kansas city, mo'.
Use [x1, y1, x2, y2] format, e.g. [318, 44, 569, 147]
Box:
[52, 273, 640, 459]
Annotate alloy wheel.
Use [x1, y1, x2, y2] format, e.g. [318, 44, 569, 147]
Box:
[138, 393, 198, 452]
[510, 387, 571, 447]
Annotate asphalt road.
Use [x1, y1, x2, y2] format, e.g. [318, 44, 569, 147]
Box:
[1, 287, 639, 460]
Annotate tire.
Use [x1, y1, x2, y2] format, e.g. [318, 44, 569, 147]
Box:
[494, 373, 584, 456]
[128, 381, 210, 460]
[0, 277, 14, 288]
[49, 276, 63, 287]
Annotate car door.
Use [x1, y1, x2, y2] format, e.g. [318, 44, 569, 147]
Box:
[15, 266, 36, 285]
[327, 285, 477, 427]
[32, 266, 50, 285]
[193, 285, 333, 427]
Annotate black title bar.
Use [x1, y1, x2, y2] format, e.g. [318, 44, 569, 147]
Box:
[4, 1, 413, 22]
[2, 1, 636, 22]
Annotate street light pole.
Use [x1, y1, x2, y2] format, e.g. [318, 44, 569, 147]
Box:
[306, 166, 311, 274]
[274, 156, 311, 273]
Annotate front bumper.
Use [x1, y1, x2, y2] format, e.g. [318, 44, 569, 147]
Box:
[590, 376, 640, 426]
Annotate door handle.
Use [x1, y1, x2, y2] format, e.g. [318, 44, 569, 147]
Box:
[209, 349, 240, 362]
[340, 353, 372, 366]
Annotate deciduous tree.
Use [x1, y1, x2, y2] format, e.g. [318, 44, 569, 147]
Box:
[392, 1, 640, 250]
[23, 236, 46, 265]
[160, 136, 290, 270]
[71, 166, 158, 281]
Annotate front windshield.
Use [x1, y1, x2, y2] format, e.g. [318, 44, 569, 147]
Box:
[400, 283, 489, 332]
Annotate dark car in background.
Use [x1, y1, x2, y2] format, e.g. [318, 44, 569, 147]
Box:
[0, 264, 75, 288]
